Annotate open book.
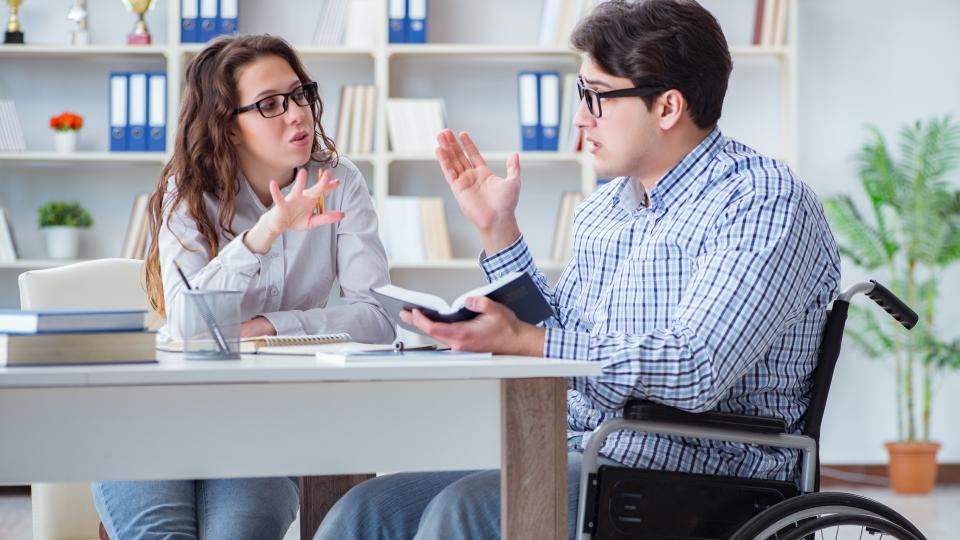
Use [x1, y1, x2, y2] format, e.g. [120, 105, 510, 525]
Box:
[371, 272, 553, 335]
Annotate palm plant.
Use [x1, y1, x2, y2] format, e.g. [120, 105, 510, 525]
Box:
[824, 116, 960, 443]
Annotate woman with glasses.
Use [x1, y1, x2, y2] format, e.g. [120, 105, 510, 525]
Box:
[91, 34, 394, 540]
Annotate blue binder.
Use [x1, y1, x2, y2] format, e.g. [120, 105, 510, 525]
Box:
[180, 0, 199, 43]
[539, 71, 561, 151]
[518, 72, 540, 151]
[127, 72, 148, 152]
[406, 0, 427, 43]
[218, 0, 238, 35]
[109, 72, 128, 152]
[388, 0, 406, 43]
[147, 72, 167, 153]
[199, 0, 218, 42]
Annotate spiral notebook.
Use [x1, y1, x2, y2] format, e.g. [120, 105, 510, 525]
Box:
[242, 332, 352, 354]
[159, 332, 352, 354]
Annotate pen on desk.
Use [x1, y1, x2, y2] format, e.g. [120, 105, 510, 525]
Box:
[173, 260, 231, 354]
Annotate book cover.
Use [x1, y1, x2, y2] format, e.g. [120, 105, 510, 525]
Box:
[371, 271, 553, 335]
[0, 309, 147, 334]
[0, 331, 156, 366]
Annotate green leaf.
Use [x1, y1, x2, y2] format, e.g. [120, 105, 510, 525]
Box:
[823, 195, 889, 269]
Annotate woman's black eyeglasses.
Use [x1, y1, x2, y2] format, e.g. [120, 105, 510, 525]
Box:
[235, 81, 319, 119]
[576, 77, 666, 118]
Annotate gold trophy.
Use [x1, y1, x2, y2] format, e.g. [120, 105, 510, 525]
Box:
[4, 0, 25, 44]
[123, 0, 155, 45]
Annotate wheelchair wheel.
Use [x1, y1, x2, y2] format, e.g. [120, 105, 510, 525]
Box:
[729, 492, 926, 540]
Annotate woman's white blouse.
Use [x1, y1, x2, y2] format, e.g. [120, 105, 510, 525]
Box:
[156, 157, 395, 345]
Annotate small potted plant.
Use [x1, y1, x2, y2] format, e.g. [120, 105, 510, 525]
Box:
[38, 201, 93, 259]
[49, 112, 84, 153]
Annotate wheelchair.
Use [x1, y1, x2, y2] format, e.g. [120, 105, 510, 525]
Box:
[576, 281, 927, 540]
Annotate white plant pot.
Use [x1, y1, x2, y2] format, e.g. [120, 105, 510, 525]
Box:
[53, 130, 78, 153]
[44, 226, 80, 259]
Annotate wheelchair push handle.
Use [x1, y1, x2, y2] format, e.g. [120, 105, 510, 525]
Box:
[866, 280, 918, 329]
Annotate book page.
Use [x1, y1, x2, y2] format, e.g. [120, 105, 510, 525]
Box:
[373, 284, 451, 313]
[451, 272, 522, 311]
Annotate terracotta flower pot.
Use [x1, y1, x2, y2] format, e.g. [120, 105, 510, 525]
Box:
[885, 441, 941, 494]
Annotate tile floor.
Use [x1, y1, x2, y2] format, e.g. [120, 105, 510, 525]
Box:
[2, 485, 956, 539]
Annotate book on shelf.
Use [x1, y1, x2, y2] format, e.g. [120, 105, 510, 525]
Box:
[0, 208, 18, 263]
[381, 196, 452, 263]
[0, 100, 27, 152]
[371, 271, 554, 335]
[551, 191, 584, 263]
[386, 98, 447, 154]
[538, 0, 593, 48]
[387, 0, 428, 44]
[753, 0, 790, 46]
[518, 71, 579, 152]
[0, 331, 157, 366]
[121, 193, 150, 259]
[335, 84, 376, 154]
[0, 309, 146, 334]
[317, 348, 491, 364]
[343, 0, 378, 47]
[313, 0, 348, 45]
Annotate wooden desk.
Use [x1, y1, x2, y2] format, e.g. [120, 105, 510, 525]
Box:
[0, 353, 598, 539]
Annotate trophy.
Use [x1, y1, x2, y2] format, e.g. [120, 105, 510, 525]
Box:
[122, 0, 155, 45]
[67, 0, 89, 46]
[4, 0, 25, 44]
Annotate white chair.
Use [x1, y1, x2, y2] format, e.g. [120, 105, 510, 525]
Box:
[19, 258, 150, 540]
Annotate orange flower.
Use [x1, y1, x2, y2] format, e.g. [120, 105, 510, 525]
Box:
[50, 111, 84, 131]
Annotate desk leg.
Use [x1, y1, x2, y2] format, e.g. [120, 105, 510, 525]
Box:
[501, 377, 567, 540]
[299, 474, 374, 538]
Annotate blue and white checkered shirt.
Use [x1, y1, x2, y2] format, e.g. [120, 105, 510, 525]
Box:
[481, 129, 840, 482]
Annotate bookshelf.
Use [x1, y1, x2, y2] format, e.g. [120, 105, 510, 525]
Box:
[0, 0, 798, 306]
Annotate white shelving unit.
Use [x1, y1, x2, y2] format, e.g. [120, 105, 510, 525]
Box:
[0, 0, 797, 304]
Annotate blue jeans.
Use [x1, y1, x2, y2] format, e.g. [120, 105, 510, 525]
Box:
[91, 477, 299, 540]
[314, 452, 617, 540]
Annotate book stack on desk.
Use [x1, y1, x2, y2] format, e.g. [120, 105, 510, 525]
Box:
[0, 309, 155, 366]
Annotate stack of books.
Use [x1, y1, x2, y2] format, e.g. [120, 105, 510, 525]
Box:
[0, 208, 18, 264]
[335, 84, 377, 155]
[0, 101, 27, 152]
[386, 99, 447, 154]
[538, 0, 594, 49]
[0, 309, 155, 366]
[121, 193, 151, 259]
[551, 191, 584, 263]
[312, 0, 378, 47]
[381, 196, 452, 263]
[752, 0, 791, 47]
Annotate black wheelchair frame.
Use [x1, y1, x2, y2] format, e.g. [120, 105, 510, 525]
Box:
[576, 281, 927, 540]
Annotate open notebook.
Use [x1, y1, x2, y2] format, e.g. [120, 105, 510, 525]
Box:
[159, 332, 352, 354]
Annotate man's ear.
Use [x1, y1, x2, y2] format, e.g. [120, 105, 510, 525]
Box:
[657, 89, 686, 131]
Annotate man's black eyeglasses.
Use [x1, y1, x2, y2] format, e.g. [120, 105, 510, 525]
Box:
[235, 81, 319, 119]
[576, 77, 666, 118]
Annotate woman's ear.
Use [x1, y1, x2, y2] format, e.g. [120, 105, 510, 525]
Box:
[657, 89, 687, 131]
[228, 123, 243, 146]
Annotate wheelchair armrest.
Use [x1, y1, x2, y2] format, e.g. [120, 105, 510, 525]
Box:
[623, 400, 787, 435]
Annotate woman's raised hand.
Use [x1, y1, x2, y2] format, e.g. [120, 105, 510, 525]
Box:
[263, 168, 344, 235]
[245, 168, 344, 254]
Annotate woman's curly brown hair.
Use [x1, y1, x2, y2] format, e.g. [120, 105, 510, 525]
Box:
[145, 34, 338, 316]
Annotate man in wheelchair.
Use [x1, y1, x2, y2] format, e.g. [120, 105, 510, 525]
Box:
[314, 1, 925, 539]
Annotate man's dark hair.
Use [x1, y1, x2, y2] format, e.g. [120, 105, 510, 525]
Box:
[571, 0, 733, 129]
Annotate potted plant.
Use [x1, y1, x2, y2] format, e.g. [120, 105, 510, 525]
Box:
[824, 116, 960, 494]
[49, 111, 83, 153]
[38, 201, 93, 259]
